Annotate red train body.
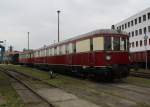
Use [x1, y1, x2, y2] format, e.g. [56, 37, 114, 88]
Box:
[19, 29, 130, 79]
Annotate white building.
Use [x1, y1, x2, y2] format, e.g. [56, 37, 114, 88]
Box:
[114, 7, 150, 53]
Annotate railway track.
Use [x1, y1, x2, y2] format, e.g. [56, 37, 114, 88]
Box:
[0, 67, 54, 107]
[0, 67, 100, 107]
[130, 71, 150, 79]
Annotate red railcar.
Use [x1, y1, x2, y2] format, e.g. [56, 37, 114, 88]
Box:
[19, 29, 130, 79]
[130, 51, 150, 68]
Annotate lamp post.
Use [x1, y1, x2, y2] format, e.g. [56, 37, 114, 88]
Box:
[28, 32, 30, 51]
[144, 33, 148, 70]
[57, 10, 60, 42]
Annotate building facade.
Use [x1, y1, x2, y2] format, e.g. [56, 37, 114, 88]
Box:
[114, 7, 150, 53]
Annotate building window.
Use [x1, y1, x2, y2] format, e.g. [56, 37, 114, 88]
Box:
[135, 30, 138, 36]
[136, 41, 138, 47]
[148, 26, 150, 32]
[135, 18, 137, 25]
[139, 17, 141, 23]
[132, 42, 134, 48]
[128, 22, 130, 27]
[148, 13, 150, 19]
[139, 29, 142, 35]
[131, 20, 134, 26]
[125, 23, 127, 29]
[144, 40, 147, 46]
[144, 27, 147, 34]
[140, 40, 142, 46]
[132, 31, 134, 37]
[129, 43, 131, 48]
[119, 26, 121, 30]
[117, 27, 119, 29]
[143, 14, 146, 21]
[128, 32, 131, 37]
[122, 25, 124, 30]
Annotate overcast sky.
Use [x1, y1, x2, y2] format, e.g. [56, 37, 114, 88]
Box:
[0, 0, 150, 51]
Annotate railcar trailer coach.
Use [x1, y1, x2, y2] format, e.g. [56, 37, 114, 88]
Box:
[19, 29, 130, 80]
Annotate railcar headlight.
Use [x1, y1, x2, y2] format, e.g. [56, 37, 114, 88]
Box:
[106, 55, 111, 61]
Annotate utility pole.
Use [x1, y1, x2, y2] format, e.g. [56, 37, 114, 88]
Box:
[28, 32, 30, 51]
[57, 10, 60, 42]
[144, 33, 148, 70]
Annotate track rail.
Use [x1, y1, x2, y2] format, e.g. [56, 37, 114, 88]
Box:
[130, 71, 150, 79]
[0, 67, 54, 107]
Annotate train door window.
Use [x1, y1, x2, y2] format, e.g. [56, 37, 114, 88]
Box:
[73, 43, 76, 53]
[104, 36, 111, 50]
[149, 39, 150, 45]
[93, 37, 104, 51]
[65, 45, 69, 54]
[120, 37, 126, 51]
[113, 37, 120, 51]
[54, 47, 57, 55]
[68, 43, 73, 54]
[90, 38, 93, 51]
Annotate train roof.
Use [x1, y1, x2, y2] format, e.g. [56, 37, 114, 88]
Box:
[35, 29, 128, 51]
[47, 29, 127, 46]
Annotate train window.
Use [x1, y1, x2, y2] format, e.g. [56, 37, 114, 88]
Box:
[51, 48, 54, 56]
[113, 37, 120, 51]
[54, 47, 57, 55]
[93, 37, 104, 51]
[76, 39, 90, 53]
[68, 43, 73, 54]
[65, 45, 69, 54]
[120, 37, 126, 51]
[73, 43, 76, 53]
[104, 36, 111, 50]
[61, 45, 66, 54]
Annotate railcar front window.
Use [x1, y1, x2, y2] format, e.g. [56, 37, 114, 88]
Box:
[120, 37, 126, 51]
[104, 37, 111, 50]
[113, 37, 120, 51]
